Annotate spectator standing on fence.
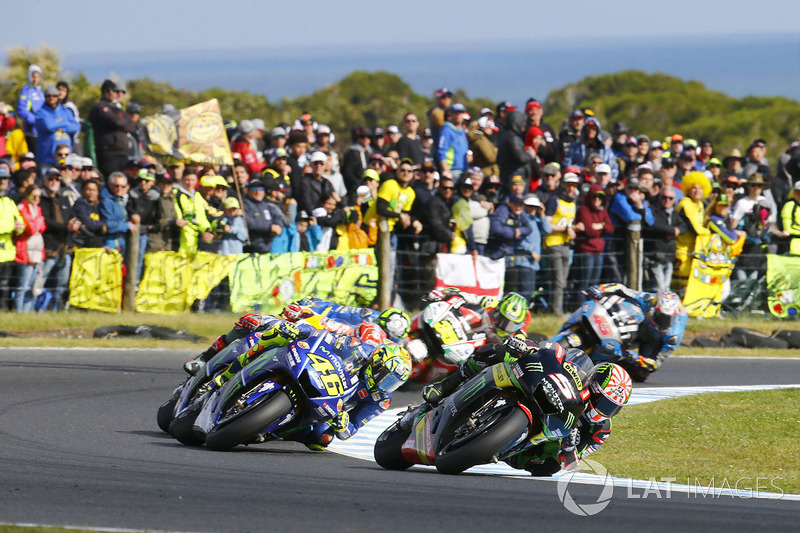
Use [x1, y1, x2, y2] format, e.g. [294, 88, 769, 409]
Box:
[498, 110, 535, 188]
[174, 169, 213, 256]
[487, 193, 532, 296]
[574, 185, 614, 301]
[88, 80, 137, 178]
[674, 171, 712, 289]
[0, 169, 24, 310]
[564, 117, 618, 180]
[14, 185, 46, 312]
[517, 194, 551, 305]
[72, 180, 106, 248]
[147, 174, 179, 252]
[643, 188, 684, 293]
[34, 86, 80, 174]
[436, 104, 469, 181]
[40, 168, 78, 310]
[16, 65, 44, 153]
[395, 113, 424, 167]
[100, 172, 134, 253]
[342, 126, 371, 204]
[608, 176, 653, 290]
[542, 172, 579, 315]
[219, 197, 247, 255]
[128, 169, 160, 275]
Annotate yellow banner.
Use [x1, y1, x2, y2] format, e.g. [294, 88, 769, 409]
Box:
[68, 248, 123, 313]
[135, 251, 241, 314]
[142, 99, 233, 166]
[682, 233, 743, 317]
[228, 249, 378, 314]
[766, 254, 800, 318]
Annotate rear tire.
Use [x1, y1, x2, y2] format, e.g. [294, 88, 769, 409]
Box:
[435, 408, 529, 475]
[205, 390, 293, 451]
[374, 424, 414, 470]
[169, 402, 205, 446]
[157, 397, 177, 433]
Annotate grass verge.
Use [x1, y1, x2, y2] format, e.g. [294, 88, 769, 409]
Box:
[593, 389, 800, 494]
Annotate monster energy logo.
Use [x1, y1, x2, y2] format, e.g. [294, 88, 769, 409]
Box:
[525, 362, 544, 373]
[459, 376, 486, 403]
[565, 412, 575, 428]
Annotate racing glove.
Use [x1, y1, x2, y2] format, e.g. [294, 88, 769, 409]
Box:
[282, 303, 313, 321]
[330, 410, 350, 440]
[558, 448, 580, 471]
[235, 312, 268, 332]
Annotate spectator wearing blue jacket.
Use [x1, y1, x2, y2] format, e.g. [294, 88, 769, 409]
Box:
[564, 117, 619, 180]
[219, 197, 248, 255]
[34, 85, 80, 172]
[100, 172, 134, 252]
[486, 193, 532, 295]
[608, 176, 654, 290]
[17, 65, 45, 152]
[436, 103, 469, 179]
[516, 194, 552, 305]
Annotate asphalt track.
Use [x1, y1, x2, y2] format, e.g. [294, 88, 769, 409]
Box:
[0, 348, 798, 532]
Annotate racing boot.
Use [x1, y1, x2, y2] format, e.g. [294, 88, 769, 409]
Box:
[183, 334, 228, 375]
[211, 322, 302, 386]
[422, 365, 469, 405]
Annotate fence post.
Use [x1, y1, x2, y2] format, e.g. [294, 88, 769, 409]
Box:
[378, 217, 391, 309]
[123, 225, 139, 312]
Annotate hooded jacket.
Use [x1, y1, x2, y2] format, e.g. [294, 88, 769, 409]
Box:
[574, 184, 614, 254]
[34, 102, 81, 164]
[497, 111, 533, 185]
[17, 65, 45, 137]
[564, 117, 619, 179]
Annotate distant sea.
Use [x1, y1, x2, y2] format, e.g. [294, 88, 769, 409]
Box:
[54, 33, 800, 108]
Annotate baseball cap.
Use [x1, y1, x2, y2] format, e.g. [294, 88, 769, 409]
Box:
[569, 109, 585, 120]
[65, 154, 83, 169]
[508, 193, 525, 204]
[223, 197, 240, 209]
[199, 175, 218, 188]
[44, 85, 59, 97]
[542, 163, 560, 176]
[436, 87, 453, 98]
[563, 172, 580, 184]
[45, 166, 61, 176]
[510, 175, 526, 185]
[252, 118, 266, 131]
[215, 176, 230, 188]
[637, 134, 651, 144]
[373, 127, 385, 138]
[386, 125, 400, 135]
[100, 79, 117, 93]
[459, 177, 473, 187]
[269, 147, 288, 164]
[525, 99, 541, 111]
[316, 124, 331, 135]
[0, 167, 11, 178]
[272, 126, 287, 138]
[707, 157, 722, 167]
[496, 101, 517, 113]
[81, 157, 94, 169]
[309, 151, 327, 164]
[363, 169, 380, 182]
[248, 178, 265, 190]
[477, 116, 498, 131]
[138, 168, 156, 181]
[625, 136, 638, 146]
[480, 107, 494, 117]
[523, 194, 541, 207]
[595, 163, 611, 175]
[487, 175, 503, 186]
[448, 103, 467, 113]
[20, 152, 35, 161]
[671, 134, 684, 142]
[679, 150, 695, 160]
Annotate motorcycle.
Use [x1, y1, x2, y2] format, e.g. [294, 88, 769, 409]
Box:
[405, 297, 494, 384]
[193, 331, 361, 451]
[550, 293, 652, 382]
[157, 331, 264, 445]
[374, 346, 592, 474]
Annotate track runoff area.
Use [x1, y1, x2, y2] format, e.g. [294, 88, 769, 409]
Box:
[329, 378, 800, 509]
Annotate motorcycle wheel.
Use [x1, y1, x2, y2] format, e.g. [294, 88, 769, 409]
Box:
[205, 390, 293, 451]
[374, 424, 414, 470]
[435, 407, 529, 475]
[157, 397, 178, 433]
[169, 403, 205, 446]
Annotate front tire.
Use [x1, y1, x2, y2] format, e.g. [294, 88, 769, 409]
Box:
[205, 390, 293, 451]
[435, 407, 529, 475]
[374, 424, 414, 470]
[157, 397, 178, 433]
[169, 402, 205, 446]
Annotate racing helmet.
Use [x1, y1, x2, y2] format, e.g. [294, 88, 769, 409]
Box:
[364, 342, 412, 394]
[377, 308, 411, 342]
[586, 363, 632, 422]
[492, 292, 528, 337]
[649, 290, 682, 334]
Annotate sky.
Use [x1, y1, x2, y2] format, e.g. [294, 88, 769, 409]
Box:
[3, 2, 800, 105]
[4, 1, 799, 55]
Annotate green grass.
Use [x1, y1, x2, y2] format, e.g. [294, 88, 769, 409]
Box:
[593, 389, 800, 494]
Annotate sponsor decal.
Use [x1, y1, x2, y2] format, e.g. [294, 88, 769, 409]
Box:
[297, 341, 309, 350]
[358, 388, 368, 399]
[563, 361, 583, 390]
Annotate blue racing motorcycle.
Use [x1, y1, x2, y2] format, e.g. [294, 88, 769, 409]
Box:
[193, 331, 361, 451]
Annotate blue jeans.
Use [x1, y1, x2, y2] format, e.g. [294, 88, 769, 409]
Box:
[649, 260, 674, 293]
[40, 254, 73, 310]
[15, 262, 41, 313]
[575, 252, 604, 303]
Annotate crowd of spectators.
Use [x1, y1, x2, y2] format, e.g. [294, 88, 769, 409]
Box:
[2, 69, 800, 314]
